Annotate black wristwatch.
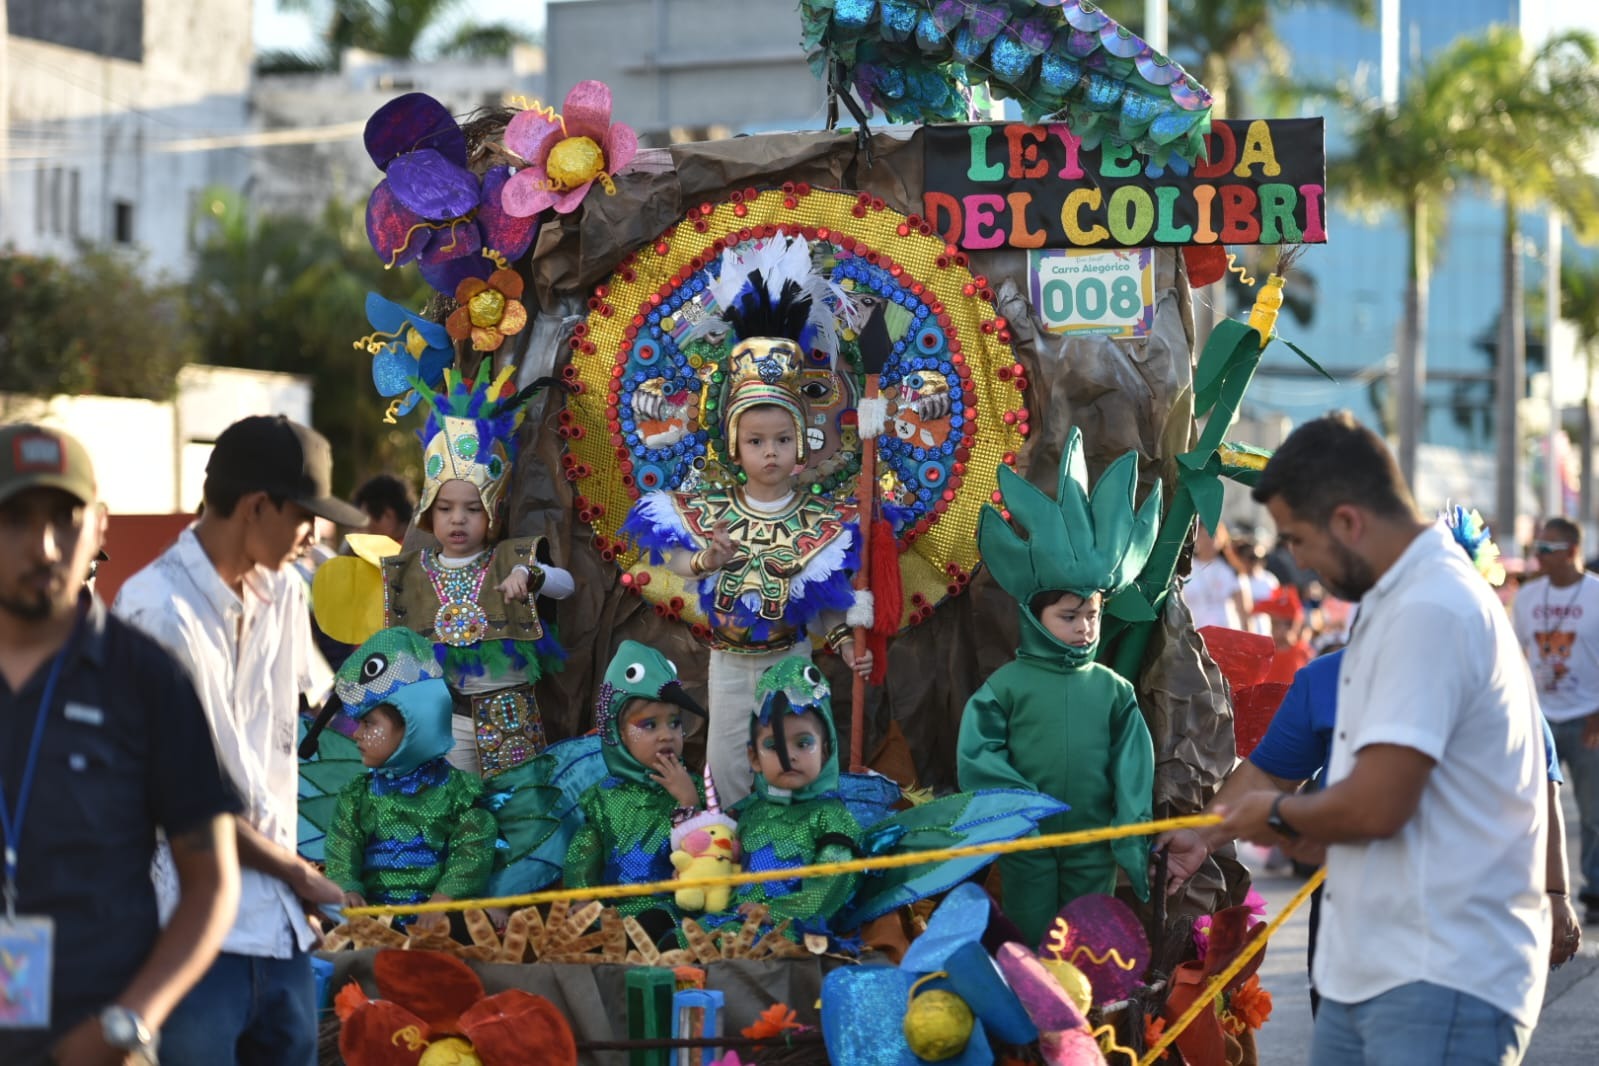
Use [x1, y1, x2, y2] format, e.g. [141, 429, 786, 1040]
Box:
[99, 1005, 159, 1064]
[1267, 794, 1300, 840]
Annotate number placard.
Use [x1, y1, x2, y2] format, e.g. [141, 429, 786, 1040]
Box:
[1029, 249, 1155, 338]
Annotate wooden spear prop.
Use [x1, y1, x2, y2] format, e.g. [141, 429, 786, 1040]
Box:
[848, 306, 893, 771]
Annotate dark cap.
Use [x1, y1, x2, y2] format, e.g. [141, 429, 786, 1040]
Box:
[0, 423, 97, 508]
[206, 416, 368, 527]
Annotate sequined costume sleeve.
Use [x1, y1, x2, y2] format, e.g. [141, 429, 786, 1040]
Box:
[563, 806, 606, 892]
[324, 777, 370, 894]
[734, 795, 863, 931]
[434, 771, 500, 899]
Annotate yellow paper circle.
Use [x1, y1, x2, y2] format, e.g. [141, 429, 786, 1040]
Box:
[903, 988, 974, 1061]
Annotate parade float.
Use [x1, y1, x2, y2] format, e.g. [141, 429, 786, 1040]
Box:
[302, 2, 1330, 1062]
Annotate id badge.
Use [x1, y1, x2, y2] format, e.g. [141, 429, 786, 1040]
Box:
[0, 914, 53, 1028]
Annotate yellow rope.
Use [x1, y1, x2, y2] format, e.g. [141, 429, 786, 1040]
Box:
[342, 813, 1222, 918]
[1137, 866, 1327, 1066]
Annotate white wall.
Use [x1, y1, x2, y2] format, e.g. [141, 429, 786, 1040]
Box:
[0, 392, 179, 513]
[1, 0, 253, 278]
[0, 365, 313, 513]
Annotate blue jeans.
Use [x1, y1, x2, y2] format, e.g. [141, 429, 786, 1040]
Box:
[1311, 982, 1531, 1065]
[1550, 715, 1599, 902]
[158, 948, 317, 1066]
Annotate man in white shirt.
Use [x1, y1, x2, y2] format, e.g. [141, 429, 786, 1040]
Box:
[1219, 412, 1549, 1065]
[1515, 517, 1599, 925]
[115, 416, 368, 1066]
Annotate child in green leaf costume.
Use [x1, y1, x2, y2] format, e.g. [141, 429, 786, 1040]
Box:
[957, 428, 1161, 945]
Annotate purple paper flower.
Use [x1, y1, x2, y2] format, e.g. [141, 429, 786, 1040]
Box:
[363, 93, 540, 297]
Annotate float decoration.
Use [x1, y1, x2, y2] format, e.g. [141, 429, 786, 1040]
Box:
[501, 80, 639, 217]
[564, 185, 1028, 635]
[802, 0, 1214, 165]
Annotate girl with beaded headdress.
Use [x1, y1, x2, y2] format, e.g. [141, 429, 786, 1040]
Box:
[382, 365, 574, 779]
[956, 428, 1162, 944]
[622, 236, 873, 806]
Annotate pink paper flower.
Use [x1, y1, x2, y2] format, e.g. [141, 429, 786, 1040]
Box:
[500, 80, 638, 216]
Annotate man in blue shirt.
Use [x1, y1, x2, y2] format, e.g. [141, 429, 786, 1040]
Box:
[0, 424, 242, 1065]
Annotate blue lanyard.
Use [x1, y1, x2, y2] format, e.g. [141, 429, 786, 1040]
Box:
[1, 616, 80, 918]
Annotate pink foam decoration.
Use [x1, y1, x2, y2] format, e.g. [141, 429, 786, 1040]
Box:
[504, 109, 562, 164]
[561, 80, 616, 144]
[501, 167, 558, 217]
[550, 181, 596, 215]
[604, 122, 640, 176]
[996, 943, 1091, 1033]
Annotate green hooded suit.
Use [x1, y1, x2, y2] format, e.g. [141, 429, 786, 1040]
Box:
[956, 429, 1159, 944]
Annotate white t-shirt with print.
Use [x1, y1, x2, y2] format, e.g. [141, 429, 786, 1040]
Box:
[1512, 572, 1599, 723]
[1183, 557, 1248, 630]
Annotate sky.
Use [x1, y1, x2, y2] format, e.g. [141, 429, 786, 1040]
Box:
[253, 0, 548, 55]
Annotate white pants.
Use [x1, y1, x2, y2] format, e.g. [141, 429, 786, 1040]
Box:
[448, 713, 480, 775]
[706, 645, 811, 806]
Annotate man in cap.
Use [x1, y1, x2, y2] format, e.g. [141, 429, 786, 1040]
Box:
[0, 423, 241, 1066]
[115, 415, 368, 1066]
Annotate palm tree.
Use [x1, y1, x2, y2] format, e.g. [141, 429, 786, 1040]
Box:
[1447, 28, 1599, 531]
[1562, 254, 1599, 523]
[265, 0, 534, 70]
[1329, 47, 1473, 491]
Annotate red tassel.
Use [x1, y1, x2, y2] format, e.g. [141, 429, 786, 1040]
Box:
[866, 516, 901, 685]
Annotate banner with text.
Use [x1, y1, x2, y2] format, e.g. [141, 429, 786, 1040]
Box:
[923, 118, 1325, 251]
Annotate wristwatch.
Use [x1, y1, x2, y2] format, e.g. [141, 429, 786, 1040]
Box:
[1266, 794, 1301, 840]
[99, 1005, 159, 1065]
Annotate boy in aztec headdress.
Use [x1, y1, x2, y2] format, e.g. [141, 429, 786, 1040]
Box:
[623, 236, 873, 806]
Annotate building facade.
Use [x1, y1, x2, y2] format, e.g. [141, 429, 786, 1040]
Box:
[1, 0, 253, 277]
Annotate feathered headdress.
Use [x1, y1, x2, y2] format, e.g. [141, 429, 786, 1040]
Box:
[415, 365, 559, 533]
[694, 236, 861, 464]
[1441, 504, 1506, 587]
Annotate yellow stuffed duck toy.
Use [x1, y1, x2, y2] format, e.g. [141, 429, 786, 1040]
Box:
[669, 768, 741, 913]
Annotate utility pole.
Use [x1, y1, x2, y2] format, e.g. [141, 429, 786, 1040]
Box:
[1496, 220, 1527, 537]
[1546, 213, 1563, 519]
[1383, 0, 1425, 490]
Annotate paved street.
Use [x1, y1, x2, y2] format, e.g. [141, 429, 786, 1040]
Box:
[1252, 788, 1598, 1063]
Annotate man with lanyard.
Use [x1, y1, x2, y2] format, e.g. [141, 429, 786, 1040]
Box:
[1515, 517, 1599, 926]
[115, 416, 366, 1066]
[0, 424, 240, 1065]
[1217, 413, 1548, 1065]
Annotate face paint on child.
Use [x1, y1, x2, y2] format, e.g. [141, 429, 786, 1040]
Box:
[1037, 591, 1102, 647]
[428, 479, 490, 558]
[621, 698, 687, 766]
[749, 709, 827, 790]
[355, 704, 405, 768]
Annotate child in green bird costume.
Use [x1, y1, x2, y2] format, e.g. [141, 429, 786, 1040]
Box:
[563, 640, 708, 936]
[726, 658, 863, 941]
[956, 427, 1161, 945]
[321, 628, 499, 928]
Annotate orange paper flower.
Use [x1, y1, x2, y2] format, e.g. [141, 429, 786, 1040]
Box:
[740, 1003, 803, 1040]
[1142, 1015, 1169, 1059]
[446, 268, 527, 351]
[1229, 974, 1273, 1031]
